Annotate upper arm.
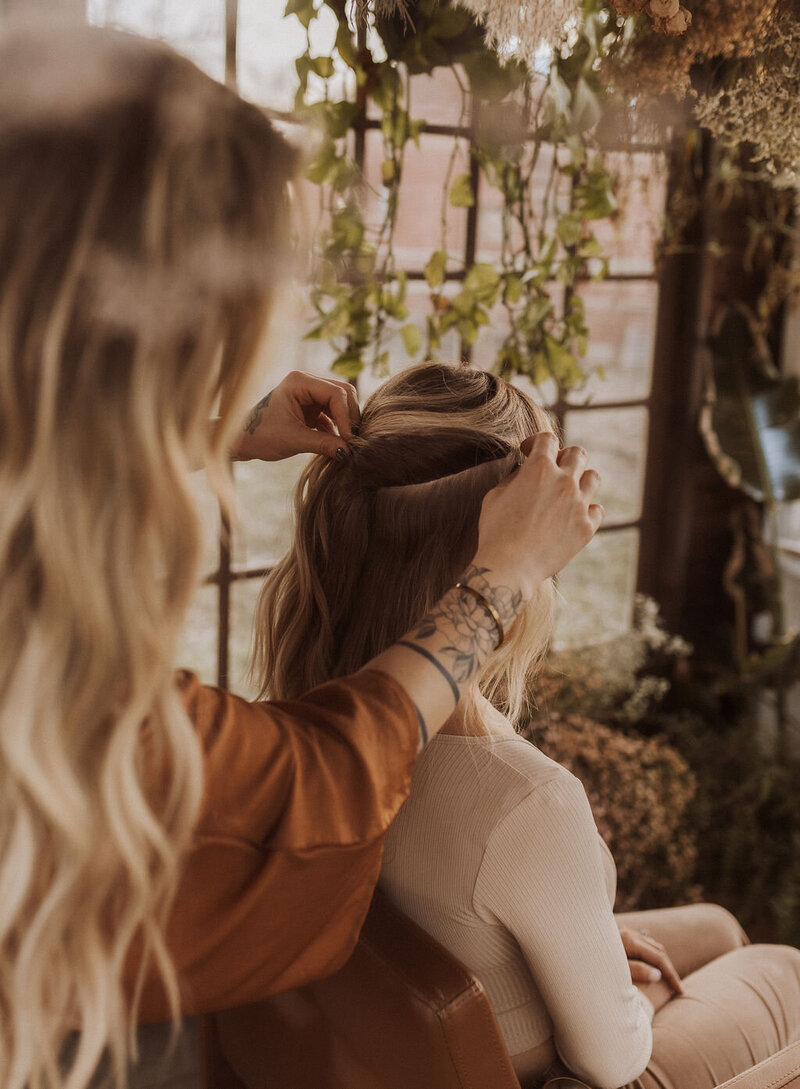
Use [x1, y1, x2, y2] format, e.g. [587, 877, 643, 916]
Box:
[474, 773, 652, 1089]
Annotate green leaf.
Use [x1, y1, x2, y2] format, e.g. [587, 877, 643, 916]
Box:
[284, 0, 315, 29]
[449, 173, 474, 208]
[545, 335, 584, 388]
[503, 275, 523, 305]
[464, 262, 500, 302]
[309, 55, 335, 79]
[401, 323, 422, 357]
[331, 351, 365, 379]
[424, 250, 448, 289]
[409, 119, 426, 146]
[557, 214, 583, 248]
[306, 305, 351, 341]
[381, 158, 397, 186]
[335, 23, 358, 68]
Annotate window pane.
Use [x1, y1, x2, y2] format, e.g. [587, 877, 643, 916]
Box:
[555, 528, 639, 646]
[190, 473, 222, 579]
[229, 577, 262, 699]
[363, 131, 470, 268]
[175, 583, 218, 684]
[594, 151, 667, 277]
[232, 456, 306, 570]
[87, 0, 225, 80]
[569, 280, 657, 404]
[238, 0, 343, 110]
[404, 67, 469, 128]
[564, 407, 648, 524]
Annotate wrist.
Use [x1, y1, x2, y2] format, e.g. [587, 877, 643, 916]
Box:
[467, 554, 544, 606]
[457, 560, 530, 635]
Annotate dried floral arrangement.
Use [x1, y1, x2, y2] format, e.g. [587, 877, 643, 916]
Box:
[524, 596, 700, 911]
[694, 15, 800, 183]
[355, 0, 582, 65]
[605, 0, 781, 99]
[608, 0, 691, 37]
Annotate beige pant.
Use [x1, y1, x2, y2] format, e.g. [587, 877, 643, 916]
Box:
[614, 904, 800, 1089]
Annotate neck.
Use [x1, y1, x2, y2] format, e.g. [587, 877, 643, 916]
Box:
[440, 693, 516, 739]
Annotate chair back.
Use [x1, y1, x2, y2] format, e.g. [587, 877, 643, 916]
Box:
[210, 888, 522, 1089]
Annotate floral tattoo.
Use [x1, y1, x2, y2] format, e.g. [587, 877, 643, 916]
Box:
[243, 391, 272, 435]
[412, 564, 524, 685]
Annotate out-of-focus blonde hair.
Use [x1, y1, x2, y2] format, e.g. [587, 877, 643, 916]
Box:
[253, 363, 556, 731]
[0, 20, 296, 1089]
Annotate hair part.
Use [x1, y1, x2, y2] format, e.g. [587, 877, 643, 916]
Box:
[253, 362, 556, 734]
[0, 21, 297, 1089]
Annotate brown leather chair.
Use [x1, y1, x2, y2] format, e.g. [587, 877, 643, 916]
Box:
[204, 889, 800, 1089]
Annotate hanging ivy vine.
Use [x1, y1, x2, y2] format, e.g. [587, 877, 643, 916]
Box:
[286, 0, 621, 397]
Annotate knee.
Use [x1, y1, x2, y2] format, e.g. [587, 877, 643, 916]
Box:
[693, 903, 749, 950]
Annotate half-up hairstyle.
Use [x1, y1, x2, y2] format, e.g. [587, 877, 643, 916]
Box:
[0, 20, 297, 1089]
[253, 363, 557, 732]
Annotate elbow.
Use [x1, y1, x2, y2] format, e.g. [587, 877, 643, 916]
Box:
[559, 1025, 652, 1089]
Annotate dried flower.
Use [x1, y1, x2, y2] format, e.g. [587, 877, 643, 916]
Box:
[693, 19, 800, 184]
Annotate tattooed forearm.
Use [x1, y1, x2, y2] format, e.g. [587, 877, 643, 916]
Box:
[243, 391, 272, 435]
[409, 568, 525, 689]
[397, 642, 460, 703]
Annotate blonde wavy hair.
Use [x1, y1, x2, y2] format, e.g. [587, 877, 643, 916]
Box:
[0, 20, 296, 1089]
[253, 363, 556, 732]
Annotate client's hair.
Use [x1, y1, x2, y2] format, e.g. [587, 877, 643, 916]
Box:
[253, 363, 556, 731]
[0, 20, 296, 1089]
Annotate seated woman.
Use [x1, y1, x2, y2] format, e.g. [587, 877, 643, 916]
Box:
[252, 362, 800, 1089]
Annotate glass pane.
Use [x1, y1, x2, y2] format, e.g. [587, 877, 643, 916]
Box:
[570, 280, 657, 404]
[229, 577, 262, 699]
[404, 67, 469, 128]
[470, 284, 564, 384]
[238, 1, 344, 110]
[175, 583, 218, 685]
[356, 279, 462, 400]
[232, 455, 307, 570]
[554, 528, 639, 646]
[564, 407, 648, 524]
[475, 144, 568, 262]
[190, 473, 222, 579]
[88, 0, 225, 80]
[594, 151, 667, 277]
[362, 131, 470, 269]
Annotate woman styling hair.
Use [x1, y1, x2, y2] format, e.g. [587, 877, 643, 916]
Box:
[254, 362, 800, 1089]
[0, 20, 603, 1089]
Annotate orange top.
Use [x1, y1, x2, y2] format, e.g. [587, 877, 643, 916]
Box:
[135, 668, 418, 1022]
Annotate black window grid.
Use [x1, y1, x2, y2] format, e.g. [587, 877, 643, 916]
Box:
[205, 7, 666, 689]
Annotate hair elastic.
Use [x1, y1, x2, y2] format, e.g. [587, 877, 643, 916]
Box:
[454, 582, 505, 648]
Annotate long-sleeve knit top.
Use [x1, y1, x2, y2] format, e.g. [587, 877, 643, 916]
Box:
[379, 732, 653, 1089]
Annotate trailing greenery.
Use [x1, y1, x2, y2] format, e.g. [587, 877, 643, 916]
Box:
[285, 0, 620, 394]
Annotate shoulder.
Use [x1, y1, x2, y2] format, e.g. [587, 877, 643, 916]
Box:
[422, 733, 588, 827]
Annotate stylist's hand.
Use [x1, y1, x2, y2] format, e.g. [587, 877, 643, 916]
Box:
[619, 927, 683, 994]
[472, 432, 604, 600]
[231, 371, 360, 462]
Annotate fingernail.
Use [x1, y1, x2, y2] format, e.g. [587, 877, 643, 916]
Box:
[648, 968, 662, 982]
[335, 447, 348, 462]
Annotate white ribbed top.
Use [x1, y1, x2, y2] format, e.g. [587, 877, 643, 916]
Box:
[380, 733, 653, 1089]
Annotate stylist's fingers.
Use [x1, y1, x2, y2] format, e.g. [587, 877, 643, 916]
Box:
[287, 371, 359, 440]
[520, 430, 559, 460]
[580, 467, 602, 499]
[556, 445, 588, 474]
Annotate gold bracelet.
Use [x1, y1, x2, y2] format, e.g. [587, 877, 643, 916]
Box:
[454, 582, 505, 648]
